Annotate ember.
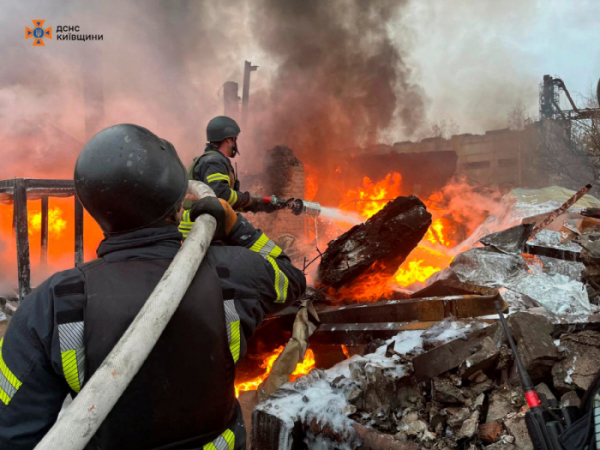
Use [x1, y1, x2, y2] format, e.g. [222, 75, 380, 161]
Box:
[235, 346, 315, 398]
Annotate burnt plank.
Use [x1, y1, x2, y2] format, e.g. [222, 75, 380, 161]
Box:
[14, 179, 31, 301]
[41, 196, 48, 267]
[317, 295, 503, 325]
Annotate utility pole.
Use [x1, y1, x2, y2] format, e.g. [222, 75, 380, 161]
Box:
[241, 61, 258, 127]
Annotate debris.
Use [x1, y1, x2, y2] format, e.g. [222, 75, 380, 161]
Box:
[486, 389, 515, 423]
[318, 196, 432, 289]
[431, 248, 527, 288]
[559, 391, 581, 408]
[507, 313, 558, 383]
[503, 414, 534, 450]
[432, 378, 466, 404]
[551, 330, 600, 392]
[506, 272, 592, 315]
[457, 410, 480, 440]
[458, 336, 500, 379]
[478, 420, 502, 444]
[525, 229, 582, 262]
[480, 224, 534, 255]
[412, 322, 497, 382]
[527, 183, 593, 241]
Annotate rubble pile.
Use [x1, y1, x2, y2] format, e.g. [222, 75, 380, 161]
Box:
[251, 186, 600, 449]
[253, 314, 600, 449]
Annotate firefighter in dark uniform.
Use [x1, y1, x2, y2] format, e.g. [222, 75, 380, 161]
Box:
[0, 124, 306, 450]
[188, 116, 274, 214]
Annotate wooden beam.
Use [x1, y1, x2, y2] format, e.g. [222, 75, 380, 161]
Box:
[14, 179, 31, 301]
[316, 294, 505, 325]
[40, 196, 48, 267]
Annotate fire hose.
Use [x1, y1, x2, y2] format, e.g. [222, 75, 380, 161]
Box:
[34, 181, 217, 450]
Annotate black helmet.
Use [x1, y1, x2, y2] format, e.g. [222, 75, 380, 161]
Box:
[74, 124, 188, 234]
[206, 116, 240, 142]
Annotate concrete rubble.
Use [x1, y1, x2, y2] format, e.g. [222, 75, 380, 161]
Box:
[250, 186, 600, 449]
[252, 315, 600, 449]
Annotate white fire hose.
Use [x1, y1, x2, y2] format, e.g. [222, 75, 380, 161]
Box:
[35, 181, 216, 450]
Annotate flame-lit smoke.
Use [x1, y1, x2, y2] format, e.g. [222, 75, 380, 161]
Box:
[234, 346, 315, 398]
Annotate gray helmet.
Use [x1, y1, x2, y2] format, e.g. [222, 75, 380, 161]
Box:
[206, 116, 240, 142]
[74, 124, 188, 234]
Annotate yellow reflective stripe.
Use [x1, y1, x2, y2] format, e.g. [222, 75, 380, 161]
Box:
[0, 386, 10, 406]
[230, 321, 241, 363]
[270, 246, 283, 258]
[61, 349, 81, 393]
[207, 173, 231, 185]
[249, 233, 269, 253]
[249, 233, 283, 258]
[179, 210, 194, 239]
[0, 338, 22, 403]
[227, 189, 238, 206]
[223, 429, 235, 450]
[202, 429, 235, 450]
[266, 256, 289, 303]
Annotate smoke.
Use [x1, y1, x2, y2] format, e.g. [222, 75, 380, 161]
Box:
[0, 0, 249, 179]
[248, 0, 424, 147]
[244, 0, 426, 204]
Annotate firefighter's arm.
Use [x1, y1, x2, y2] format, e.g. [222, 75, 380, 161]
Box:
[195, 155, 251, 210]
[226, 215, 307, 313]
[0, 277, 70, 449]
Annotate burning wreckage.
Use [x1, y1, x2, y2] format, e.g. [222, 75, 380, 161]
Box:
[2, 171, 600, 450]
[233, 181, 600, 449]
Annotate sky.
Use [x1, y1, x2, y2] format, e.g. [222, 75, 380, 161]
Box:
[400, 0, 600, 136]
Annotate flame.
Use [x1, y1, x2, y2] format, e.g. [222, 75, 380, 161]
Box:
[0, 198, 104, 287]
[333, 172, 462, 297]
[340, 173, 402, 219]
[341, 345, 350, 359]
[29, 207, 67, 238]
[425, 218, 450, 247]
[234, 346, 315, 398]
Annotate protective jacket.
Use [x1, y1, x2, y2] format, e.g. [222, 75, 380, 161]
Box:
[0, 215, 305, 450]
[189, 145, 252, 211]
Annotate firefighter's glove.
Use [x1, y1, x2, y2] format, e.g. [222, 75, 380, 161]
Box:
[189, 197, 237, 240]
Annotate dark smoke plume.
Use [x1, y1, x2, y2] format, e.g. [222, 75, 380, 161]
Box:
[247, 0, 426, 204]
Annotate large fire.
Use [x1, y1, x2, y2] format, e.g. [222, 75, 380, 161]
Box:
[336, 172, 458, 299]
[0, 198, 104, 286]
[234, 346, 315, 397]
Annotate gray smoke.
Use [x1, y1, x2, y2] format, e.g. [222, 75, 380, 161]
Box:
[247, 0, 425, 161]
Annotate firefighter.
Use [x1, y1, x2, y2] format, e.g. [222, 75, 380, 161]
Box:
[0, 124, 306, 449]
[189, 115, 276, 213]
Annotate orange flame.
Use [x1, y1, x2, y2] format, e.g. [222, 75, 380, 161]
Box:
[341, 345, 350, 359]
[234, 346, 315, 398]
[334, 172, 461, 296]
[29, 207, 67, 238]
[340, 173, 402, 219]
